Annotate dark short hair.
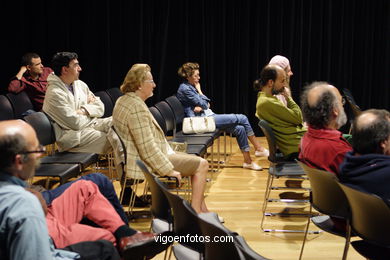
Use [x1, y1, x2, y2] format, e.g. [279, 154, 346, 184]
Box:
[0, 133, 27, 170]
[178, 62, 200, 80]
[352, 109, 390, 154]
[253, 65, 279, 91]
[301, 81, 336, 129]
[51, 52, 78, 76]
[21, 53, 40, 66]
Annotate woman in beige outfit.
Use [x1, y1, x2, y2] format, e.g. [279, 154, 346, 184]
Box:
[112, 64, 211, 214]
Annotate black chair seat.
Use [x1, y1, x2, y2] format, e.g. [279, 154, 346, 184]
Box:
[176, 129, 222, 139]
[311, 215, 348, 237]
[271, 162, 306, 177]
[35, 164, 80, 184]
[172, 136, 214, 148]
[41, 152, 99, 171]
[186, 144, 207, 157]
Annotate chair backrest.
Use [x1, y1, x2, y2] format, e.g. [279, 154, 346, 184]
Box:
[342, 88, 362, 117]
[6, 92, 34, 119]
[339, 183, 390, 245]
[258, 119, 279, 162]
[197, 211, 244, 260]
[23, 111, 56, 146]
[0, 95, 15, 120]
[165, 95, 185, 128]
[149, 106, 167, 134]
[106, 88, 123, 105]
[154, 101, 176, 135]
[298, 161, 349, 218]
[154, 175, 204, 253]
[136, 160, 173, 224]
[94, 91, 114, 118]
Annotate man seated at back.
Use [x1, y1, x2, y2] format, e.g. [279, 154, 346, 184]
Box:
[43, 52, 111, 154]
[339, 109, 390, 199]
[8, 52, 53, 111]
[299, 82, 352, 174]
[255, 64, 306, 160]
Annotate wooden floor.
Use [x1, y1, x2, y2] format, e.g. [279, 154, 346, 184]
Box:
[122, 136, 364, 260]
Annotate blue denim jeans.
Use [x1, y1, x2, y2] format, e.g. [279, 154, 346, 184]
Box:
[41, 173, 128, 224]
[212, 114, 255, 152]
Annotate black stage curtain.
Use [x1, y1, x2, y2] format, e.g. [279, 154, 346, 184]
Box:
[1, 0, 388, 135]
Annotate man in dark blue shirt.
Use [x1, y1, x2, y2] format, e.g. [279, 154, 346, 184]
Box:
[339, 109, 390, 200]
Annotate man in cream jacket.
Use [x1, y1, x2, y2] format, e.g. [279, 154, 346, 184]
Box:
[43, 52, 111, 154]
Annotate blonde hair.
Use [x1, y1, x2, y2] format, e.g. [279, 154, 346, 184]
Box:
[120, 64, 151, 93]
[177, 62, 199, 79]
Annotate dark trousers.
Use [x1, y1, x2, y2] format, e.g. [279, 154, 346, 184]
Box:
[63, 240, 120, 260]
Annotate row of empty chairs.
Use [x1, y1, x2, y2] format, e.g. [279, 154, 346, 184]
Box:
[138, 159, 269, 260]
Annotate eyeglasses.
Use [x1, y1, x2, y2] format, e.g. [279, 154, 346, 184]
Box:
[144, 80, 154, 83]
[19, 145, 46, 154]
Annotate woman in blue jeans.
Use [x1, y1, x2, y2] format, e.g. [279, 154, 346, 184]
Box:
[176, 62, 269, 170]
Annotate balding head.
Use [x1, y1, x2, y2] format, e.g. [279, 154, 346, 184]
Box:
[301, 82, 346, 129]
[0, 120, 40, 179]
[307, 84, 338, 107]
[352, 109, 390, 155]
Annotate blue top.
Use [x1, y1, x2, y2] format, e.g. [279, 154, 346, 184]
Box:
[0, 173, 79, 260]
[176, 82, 211, 117]
[339, 152, 390, 200]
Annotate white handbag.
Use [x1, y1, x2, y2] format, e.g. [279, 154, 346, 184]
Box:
[182, 117, 216, 134]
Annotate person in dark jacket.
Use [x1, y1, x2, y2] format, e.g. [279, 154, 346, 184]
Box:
[339, 109, 390, 199]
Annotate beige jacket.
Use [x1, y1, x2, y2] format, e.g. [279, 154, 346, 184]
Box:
[43, 74, 109, 152]
[112, 92, 173, 180]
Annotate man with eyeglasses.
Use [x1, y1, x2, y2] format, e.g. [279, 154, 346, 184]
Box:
[299, 82, 352, 175]
[0, 120, 168, 260]
[8, 52, 53, 111]
[43, 52, 112, 154]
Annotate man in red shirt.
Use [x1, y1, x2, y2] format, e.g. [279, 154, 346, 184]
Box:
[299, 82, 352, 175]
[8, 53, 53, 111]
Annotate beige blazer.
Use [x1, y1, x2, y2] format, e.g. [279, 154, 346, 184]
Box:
[43, 74, 109, 152]
[112, 92, 173, 180]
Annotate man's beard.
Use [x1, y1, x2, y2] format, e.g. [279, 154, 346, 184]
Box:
[336, 108, 348, 129]
[272, 85, 284, 95]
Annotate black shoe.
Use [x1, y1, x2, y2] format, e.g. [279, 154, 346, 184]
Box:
[121, 187, 150, 207]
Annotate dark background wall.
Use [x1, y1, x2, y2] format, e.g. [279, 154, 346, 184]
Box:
[1, 0, 389, 135]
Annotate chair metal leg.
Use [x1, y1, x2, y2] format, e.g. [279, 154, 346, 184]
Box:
[224, 132, 227, 163]
[299, 205, 312, 259]
[217, 137, 221, 171]
[261, 174, 273, 230]
[342, 220, 351, 260]
[261, 175, 317, 233]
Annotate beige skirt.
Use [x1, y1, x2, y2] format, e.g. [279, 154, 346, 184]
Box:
[167, 152, 201, 176]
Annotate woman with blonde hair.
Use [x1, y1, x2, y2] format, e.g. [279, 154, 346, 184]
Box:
[112, 64, 212, 214]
